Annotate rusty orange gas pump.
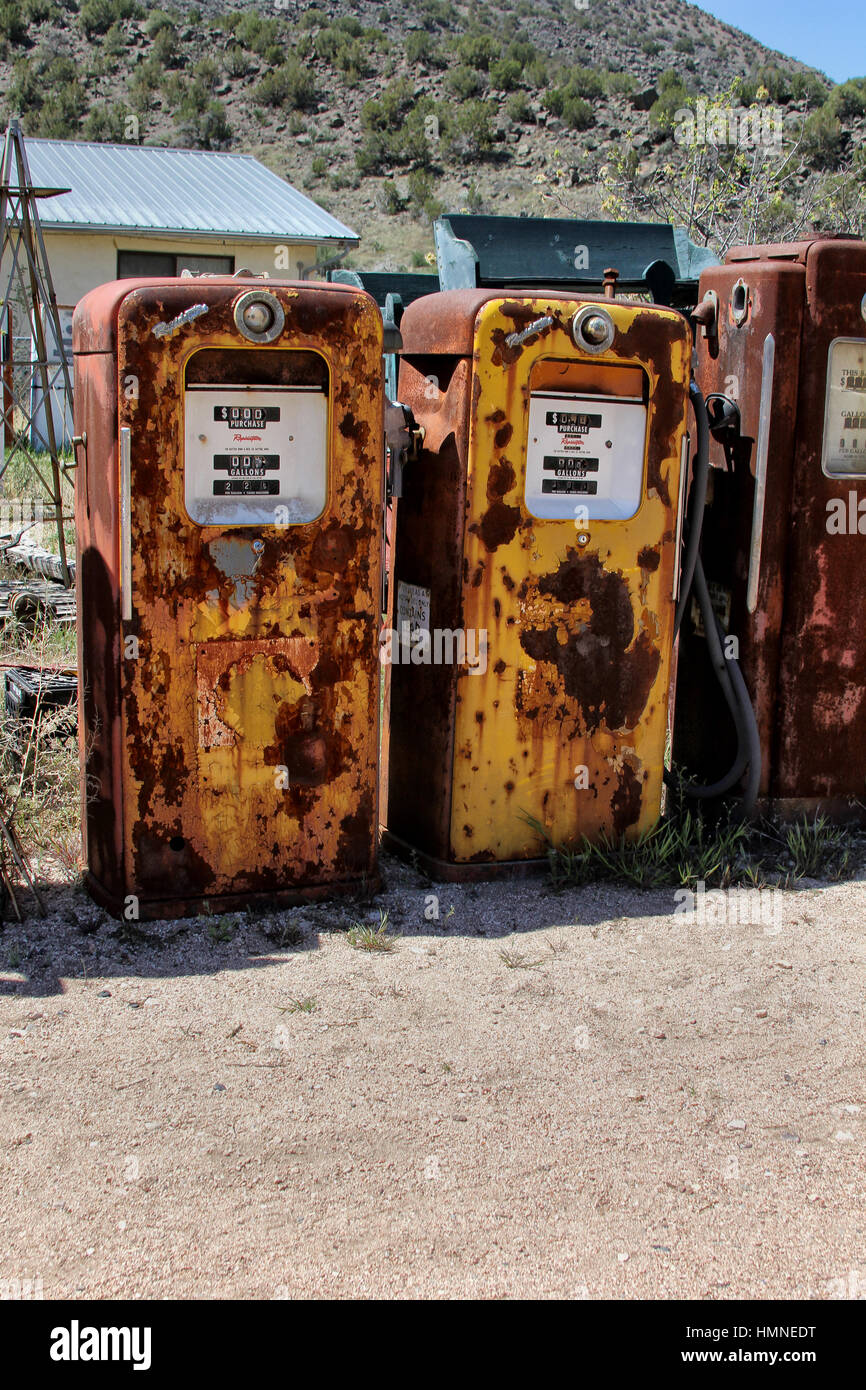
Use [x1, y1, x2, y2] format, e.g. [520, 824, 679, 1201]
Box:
[73, 278, 384, 919]
[675, 235, 866, 815]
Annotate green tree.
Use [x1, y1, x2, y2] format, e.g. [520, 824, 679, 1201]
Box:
[597, 84, 857, 254]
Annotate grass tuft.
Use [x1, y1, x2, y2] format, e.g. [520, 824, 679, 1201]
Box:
[780, 814, 854, 882]
[524, 805, 861, 892]
[207, 917, 235, 943]
[278, 997, 317, 1014]
[498, 942, 544, 970]
[347, 909, 397, 951]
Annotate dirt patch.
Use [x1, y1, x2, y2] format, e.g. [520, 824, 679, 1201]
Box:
[0, 856, 863, 1300]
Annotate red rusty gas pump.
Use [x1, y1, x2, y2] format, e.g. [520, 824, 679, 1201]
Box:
[73, 277, 384, 919]
[675, 235, 866, 815]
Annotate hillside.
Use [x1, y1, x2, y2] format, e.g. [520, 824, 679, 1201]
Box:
[0, 0, 863, 270]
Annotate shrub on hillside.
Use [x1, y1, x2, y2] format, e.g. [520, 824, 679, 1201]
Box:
[103, 21, 132, 61]
[82, 100, 134, 141]
[175, 99, 231, 150]
[419, 0, 457, 30]
[255, 59, 316, 111]
[6, 52, 86, 135]
[605, 71, 636, 96]
[381, 179, 404, 214]
[827, 78, 866, 119]
[0, 0, 30, 41]
[446, 63, 484, 100]
[405, 31, 441, 67]
[357, 83, 436, 174]
[79, 0, 139, 38]
[649, 69, 692, 132]
[315, 23, 372, 78]
[149, 24, 179, 67]
[234, 11, 282, 55]
[362, 79, 415, 134]
[801, 105, 845, 167]
[506, 90, 532, 124]
[790, 71, 830, 106]
[751, 64, 792, 104]
[407, 167, 444, 220]
[455, 30, 499, 71]
[442, 99, 494, 163]
[489, 57, 522, 92]
[544, 75, 598, 131]
[223, 44, 251, 79]
[144, 7, 174, 36]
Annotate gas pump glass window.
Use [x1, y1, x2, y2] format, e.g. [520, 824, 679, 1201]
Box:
[524, 361, 649, 521]
[183, 348, 329, 525]
[822, 338, 866, 477]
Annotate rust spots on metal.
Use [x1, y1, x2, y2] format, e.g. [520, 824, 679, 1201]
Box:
[487, 458, 516, 500]
[518, 549, 661, 734]
[338, 796, 376, 872]
[309, 523, 357, 573]
[490, 328, 523, 368]
[611, 759, 644, 837]
[637, 545, 661, 572]
[616, 309, 687, 507]
[197, 637, 319, 749]
[471, 500, 522, 553]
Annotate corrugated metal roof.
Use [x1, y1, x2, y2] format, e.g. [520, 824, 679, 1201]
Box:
[17, 138, 357, 244]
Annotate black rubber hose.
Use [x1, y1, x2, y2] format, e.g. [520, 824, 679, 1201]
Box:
[667, 383, 762, 814]
[674, 381, 710, 639]
[728, 654, 761, 816]
[683, 555, 755, 803]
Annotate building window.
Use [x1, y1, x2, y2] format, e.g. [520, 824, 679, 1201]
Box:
[117, 250, 235, 279]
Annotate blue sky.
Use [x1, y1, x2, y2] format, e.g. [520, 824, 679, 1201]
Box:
[697, 1, 863, 82]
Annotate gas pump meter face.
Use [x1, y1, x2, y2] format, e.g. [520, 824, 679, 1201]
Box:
[183, 349, 329, 525]
[823, 337, 866, 477]
[524, 390, 648, 520]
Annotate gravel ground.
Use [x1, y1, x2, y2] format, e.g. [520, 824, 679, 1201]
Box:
[1, 854, 864, 1301]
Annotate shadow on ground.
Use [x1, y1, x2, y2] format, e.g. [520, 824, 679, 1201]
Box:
[2, 849, 863, 1001]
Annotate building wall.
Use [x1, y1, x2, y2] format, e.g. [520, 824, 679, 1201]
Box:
[16, 232, 322, 310]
